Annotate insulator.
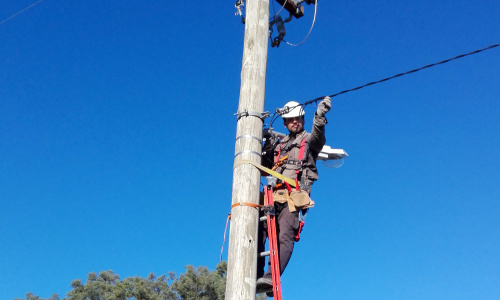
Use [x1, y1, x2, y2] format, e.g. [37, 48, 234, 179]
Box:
[275, 15, 286, 37]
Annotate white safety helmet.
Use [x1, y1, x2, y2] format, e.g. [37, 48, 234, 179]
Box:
[281, 101, 305, 119]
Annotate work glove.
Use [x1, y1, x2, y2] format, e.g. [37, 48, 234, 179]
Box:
[316, 96, 331, 117]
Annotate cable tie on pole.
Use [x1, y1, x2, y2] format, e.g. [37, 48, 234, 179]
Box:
[231, 202, 262, 209]
[234, 150, 261, 158]
[235, 134, 262, 144]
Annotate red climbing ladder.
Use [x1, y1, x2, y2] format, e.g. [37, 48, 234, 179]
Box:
[261, 185, 282, 300]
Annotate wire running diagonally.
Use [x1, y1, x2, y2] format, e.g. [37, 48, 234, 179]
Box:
[301, 43, 500, 106]
[270, 0, 287, 22]
[0, 0, 46, 26]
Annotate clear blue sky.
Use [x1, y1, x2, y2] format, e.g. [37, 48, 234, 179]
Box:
[1, 1, 499, 299]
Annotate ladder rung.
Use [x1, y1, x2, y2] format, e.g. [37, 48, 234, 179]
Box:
[259, 250, 270, 257]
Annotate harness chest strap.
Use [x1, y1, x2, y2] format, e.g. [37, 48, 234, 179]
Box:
[275, 145, 281, 164]
[294, 137, 307, 189]
[297, 137, 306, 172]
[274, 137, 307, 174]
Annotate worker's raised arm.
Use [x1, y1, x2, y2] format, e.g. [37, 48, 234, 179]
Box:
[308, 96, 331, 152]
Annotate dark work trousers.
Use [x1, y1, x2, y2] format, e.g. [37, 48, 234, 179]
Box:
[257, 202, 300, 279]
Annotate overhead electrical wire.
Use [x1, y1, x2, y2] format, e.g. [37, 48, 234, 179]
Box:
[278, 43, 500, 112]
[0, 0, 46, 26]
[270, 0, 287, 22]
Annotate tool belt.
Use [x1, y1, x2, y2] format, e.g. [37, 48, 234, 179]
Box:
[273, 188, 315, 213]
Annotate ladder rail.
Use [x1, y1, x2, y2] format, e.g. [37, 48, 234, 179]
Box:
[263, 186, 283, 300]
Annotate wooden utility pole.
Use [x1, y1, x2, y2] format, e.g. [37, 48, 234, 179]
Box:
[225, 0, 270, 299]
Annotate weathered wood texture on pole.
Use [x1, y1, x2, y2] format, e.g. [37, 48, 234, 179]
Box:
[225, 0, 269, 299]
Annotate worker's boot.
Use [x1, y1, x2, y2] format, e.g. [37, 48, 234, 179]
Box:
[255, 276, 273, 294]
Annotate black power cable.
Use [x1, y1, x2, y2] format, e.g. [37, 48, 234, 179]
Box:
[300, 43, 500, 107]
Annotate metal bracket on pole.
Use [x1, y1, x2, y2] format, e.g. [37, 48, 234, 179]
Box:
[234, 0, 245, 23]
[234, 109, 270, 120]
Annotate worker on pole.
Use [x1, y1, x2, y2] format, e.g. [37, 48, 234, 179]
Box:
[256, 96, 331, 293]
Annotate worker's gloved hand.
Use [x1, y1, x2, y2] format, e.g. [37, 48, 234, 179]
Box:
[316, 96, 331, 117]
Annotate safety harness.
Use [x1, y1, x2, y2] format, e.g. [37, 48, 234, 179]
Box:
[274, 136, 307, 192]
[220, 135, 312, 298]
[274, 135, 308, 242]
